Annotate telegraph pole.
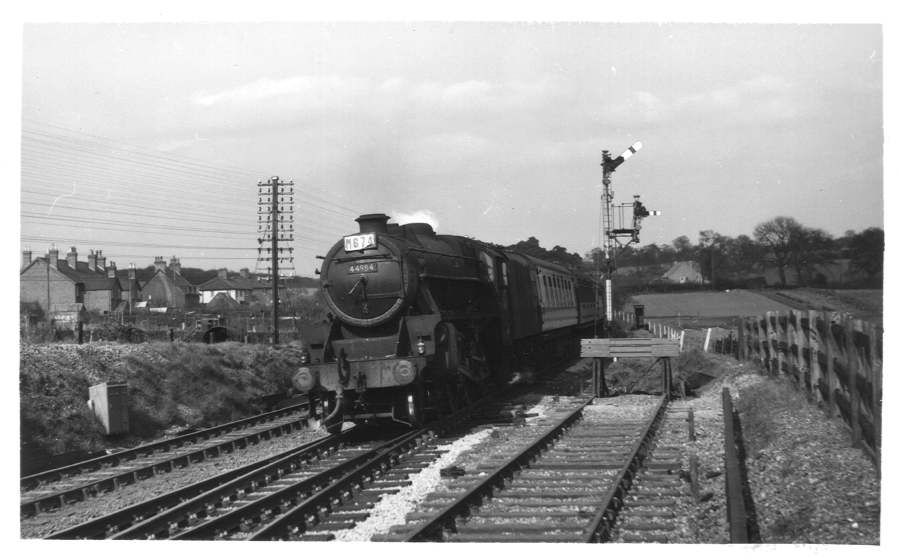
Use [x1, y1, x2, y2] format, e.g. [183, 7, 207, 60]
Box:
[257, 176, 295, 345]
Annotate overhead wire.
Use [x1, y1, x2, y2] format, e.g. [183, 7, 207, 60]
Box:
[20, 118, 367, 273]
[22, 120, 365, 216]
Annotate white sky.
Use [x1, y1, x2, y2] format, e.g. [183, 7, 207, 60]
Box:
[12, 10, 886, 277]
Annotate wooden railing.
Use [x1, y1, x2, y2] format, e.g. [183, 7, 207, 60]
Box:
[737, 310, 882, 468]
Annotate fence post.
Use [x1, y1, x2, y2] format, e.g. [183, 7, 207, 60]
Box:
[822, 312, 837, 417]
[868, 322, 881, 466]
[785, 311, 796, 384]
[845, 316, 862, 447]
[776, 311, 786, 376]
[808, 310, 823, 406]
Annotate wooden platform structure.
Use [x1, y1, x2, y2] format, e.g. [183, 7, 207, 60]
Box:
[581, 338, 681, 397]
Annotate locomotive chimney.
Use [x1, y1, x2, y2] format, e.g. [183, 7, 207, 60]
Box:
[356, 213, 390, 234]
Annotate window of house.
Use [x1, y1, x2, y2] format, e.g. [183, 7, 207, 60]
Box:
[75, 283, 85, 303]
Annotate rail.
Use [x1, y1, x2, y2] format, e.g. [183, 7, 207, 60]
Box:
[45, 433, 342, 539]
[583, 396, 668, 542]
[22, 402, 310, 490]
[401, 399, 592, 541]
[722, 388, 750, 543]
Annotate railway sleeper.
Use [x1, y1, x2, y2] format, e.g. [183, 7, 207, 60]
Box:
[456, 522, 587, 533]
[522, 462, 625, 470]
[620, 509, 678, 518]
[448, 532, 583, 542]
[494, 490, 607, 499]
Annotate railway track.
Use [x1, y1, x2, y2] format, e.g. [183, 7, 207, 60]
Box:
[44, 432, 342, 539]
[375, 394, 669, 542]
[21, 403, 311, 517]
[57, 397, 482, 540]
[611, 403, 697, 543]
[32, 359, 733, 542]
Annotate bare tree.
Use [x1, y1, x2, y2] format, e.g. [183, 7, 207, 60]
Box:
[753, 216, 802, 286]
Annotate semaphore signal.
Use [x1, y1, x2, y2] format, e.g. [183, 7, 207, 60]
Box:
[598, 141, 659, 329]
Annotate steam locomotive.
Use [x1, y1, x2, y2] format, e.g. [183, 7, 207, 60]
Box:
[293, 213, 599, 432]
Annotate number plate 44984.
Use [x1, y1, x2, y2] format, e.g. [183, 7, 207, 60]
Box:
[348, 262, 378, 274]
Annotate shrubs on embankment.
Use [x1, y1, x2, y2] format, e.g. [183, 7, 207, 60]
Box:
[20, 342, 306, 471]
[604, 348, 721, 395]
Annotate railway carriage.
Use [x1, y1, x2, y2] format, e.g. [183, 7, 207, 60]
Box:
[293, 213, 599, 432]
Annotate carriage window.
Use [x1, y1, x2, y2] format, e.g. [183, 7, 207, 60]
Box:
[542, 275, 549, 307]
[480, 252, 495, 283]
[549, 275, 555, 307]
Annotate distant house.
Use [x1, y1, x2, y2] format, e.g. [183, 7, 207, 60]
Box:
[660, 260, 705, 284]
[198, 268, 271, 305]
[139, 256, 200, 309]
[206, 292, 242, 311]
[114, 265, 143, 313]
[20, 247, 122, 315]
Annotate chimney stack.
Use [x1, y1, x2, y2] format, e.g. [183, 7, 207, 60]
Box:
[356, 213, 390, 234]
[88, 249, 97, 271]
[217, 268, 228, 280]
[128, 263, 136, 280]
[107, 261, 117, 279]
[96, 250, 106, 271]
[22, 248, 32, 270]
[48, 246, 59, 268]
[169, 256, 181, 275]
[240, 268, 250, 279]
[154, 256, 167, 271]
[66, 246, 78, 269]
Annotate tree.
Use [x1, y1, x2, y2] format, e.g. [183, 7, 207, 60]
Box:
[753, 216, 802, 286]
[506, 237, 582, 268]
[792, 227, 835, 286]
[672, 235, 693, 261]
[697, 230, 729, 287]
[848, 227, 884, 284]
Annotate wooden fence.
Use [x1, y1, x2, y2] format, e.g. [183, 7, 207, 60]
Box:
[736, 310, 882, 467]
[613, 310, 685, 348]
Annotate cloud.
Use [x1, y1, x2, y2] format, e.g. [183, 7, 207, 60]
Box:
[391, 209, 441, 231]
[675, 75, 799, 124]
[193, 75, 370, 108]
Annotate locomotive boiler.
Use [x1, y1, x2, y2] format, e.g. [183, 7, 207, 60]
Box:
[293, 213, 599, 432]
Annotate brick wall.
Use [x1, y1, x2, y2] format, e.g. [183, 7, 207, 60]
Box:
[20, 262, 76, 312]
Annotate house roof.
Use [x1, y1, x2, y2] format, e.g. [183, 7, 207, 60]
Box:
[24, 257, 121, 291]
[116, 270, 142, 290]
[661, 260, 704, 283]
[197, 275, 269, 291]
[146, 268, 196, 289]
[206, 292, 241, 310]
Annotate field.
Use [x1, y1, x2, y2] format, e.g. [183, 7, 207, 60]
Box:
[628, 289, 792, 330]
[628, 288, 883, 329]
